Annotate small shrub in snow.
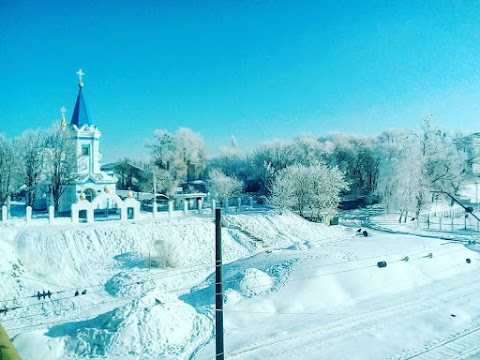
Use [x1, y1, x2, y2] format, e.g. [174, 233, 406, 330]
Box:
[151, 240, 178, 268]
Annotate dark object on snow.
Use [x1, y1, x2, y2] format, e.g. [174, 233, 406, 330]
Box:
[155, 298, 162, 305]
[37, 290, 52, 300]
[451, 314, 457, 317]
[357, 228, 362, 233]
[377, 261, 387, 268]
[465, 206, 474, 213]
[466, 258, 471, 264]
[402, 256, 409, 262]
[81, 290, 87, 295]
[411, 217, 415, 221]
[424, 253, 433, 259]
[74, 291, 79, 296]
[363, 231, 368, 237]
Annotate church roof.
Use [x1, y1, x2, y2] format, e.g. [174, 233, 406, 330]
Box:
[71, 84, 92, 127]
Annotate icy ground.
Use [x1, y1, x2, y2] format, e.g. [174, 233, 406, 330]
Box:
[1, 209, 480, 359]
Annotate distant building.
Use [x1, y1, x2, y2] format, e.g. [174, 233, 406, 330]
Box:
[58, 70, 117, 212]
[101, 162, 145, 191]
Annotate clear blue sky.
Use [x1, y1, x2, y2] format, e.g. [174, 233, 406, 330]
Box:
[1, 1, 480, 161]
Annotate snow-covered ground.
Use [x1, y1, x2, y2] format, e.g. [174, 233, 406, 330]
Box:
[1, 209, 479, 359]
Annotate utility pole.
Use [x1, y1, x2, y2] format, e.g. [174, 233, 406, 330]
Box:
[215, 208, 224, 359]
[152, 165, 157, 217]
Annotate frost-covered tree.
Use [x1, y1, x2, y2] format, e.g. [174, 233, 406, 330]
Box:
[454, 132, 480, 176]
[291, 135, 332, 166]
[15, 129, 47, 207]
[375, 118, 467, 222]
[112, 158, 147, 191]
[252, 139, 299, 195]
[208, 136, 261, 193]
[44, 124, 78, 211]
[0, 134, 17, 207]
[420, 118, 466, 197]
[174, 127, 208, 178]
[147, 128, 208, 194]
[207, 168, 243, 205]
[209, 136, 244, 177]
[376, 129, 422, 221]
[270, 164, 348, 219]
[320, 133, 378, 196]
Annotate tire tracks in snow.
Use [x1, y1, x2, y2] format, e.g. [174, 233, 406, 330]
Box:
[391, 322, 480, 360]
[224, 277, 480, 359]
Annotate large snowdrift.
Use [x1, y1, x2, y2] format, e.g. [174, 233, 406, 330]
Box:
[1, 210, 479, 359]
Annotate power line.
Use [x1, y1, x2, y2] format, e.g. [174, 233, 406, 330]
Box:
[0, 239, 465, 315]
[2, 245, 472, 336]
[0, 259, 217, 304]
[3, 207, 458, 304]
[4, 243, 465, 324]
[2, 287, 215, 333]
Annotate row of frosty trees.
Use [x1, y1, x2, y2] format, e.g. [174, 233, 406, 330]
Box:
[0, 117, 474, 221]
[147, 117, 473, 222]
[0, 124, 76, 211]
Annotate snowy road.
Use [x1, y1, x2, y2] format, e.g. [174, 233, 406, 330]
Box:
[226, 272, 480, 359]
[220, 272, 480, 359]
[194, 231, 480, 360]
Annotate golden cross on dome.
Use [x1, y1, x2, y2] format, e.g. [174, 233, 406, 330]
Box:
[60, 106, 66, 118]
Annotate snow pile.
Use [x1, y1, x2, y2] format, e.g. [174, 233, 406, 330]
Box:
[9, 217, 250, 292]
[2, 209, 480, 359]
[50, 291, 210, 359]
[224, 211, 348, 248]
[238, 268, 274, 297]
[104, 272, 155, 299]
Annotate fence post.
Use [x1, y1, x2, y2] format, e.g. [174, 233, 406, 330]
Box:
[87, 209, 94, 223]
[1, 205, 7, 223]
[48, 206, 55, 224]
[439, 216, 442, 230]
[26, 206, 32, 223]
[427, 215, 430, 229]
[451, 210, 454, 231]
[71, 204, 78, 224]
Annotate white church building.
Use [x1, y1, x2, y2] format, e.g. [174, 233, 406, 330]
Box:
[58, 70, 117, 213]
